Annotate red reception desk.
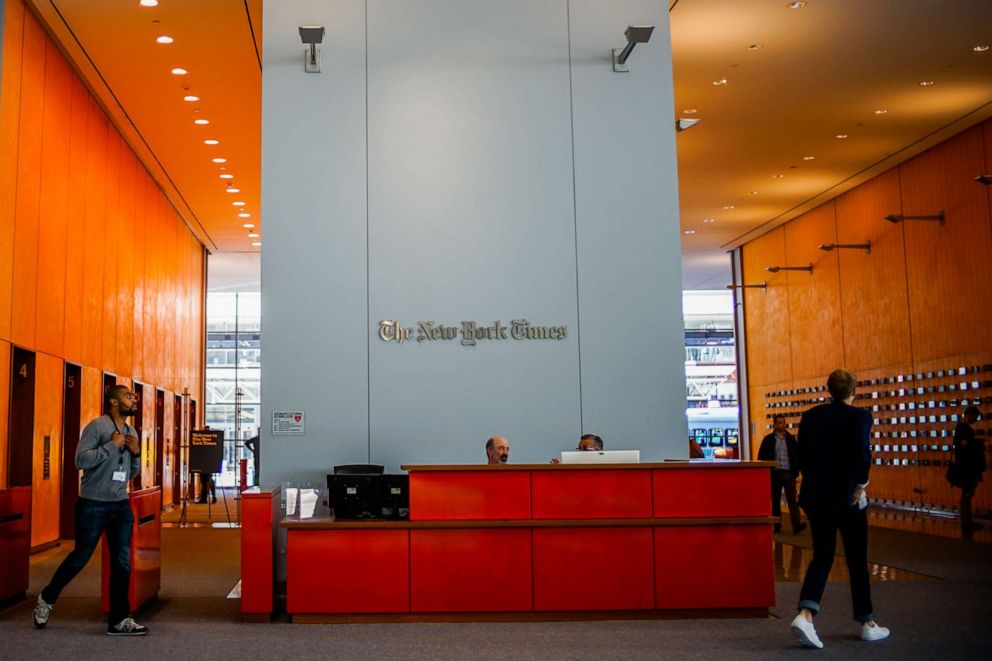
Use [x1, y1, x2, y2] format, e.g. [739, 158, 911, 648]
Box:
[0, 487, 32, 607]
[282, 462, 776, 621]
[101, 487, 162, 613]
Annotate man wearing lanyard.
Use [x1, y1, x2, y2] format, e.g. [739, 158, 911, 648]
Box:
[33, 385, 149, 636]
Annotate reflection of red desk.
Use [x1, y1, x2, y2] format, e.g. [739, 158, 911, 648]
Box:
[283, 462, 775, 621]
[102, 487, 161, 613]
[0, 487, 31, 607]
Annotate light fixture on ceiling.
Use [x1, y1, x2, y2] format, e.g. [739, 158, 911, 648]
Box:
[183, 95, 199, 102]
[819, 241, 871, 253]
[251, 241, 261, 247]
[232, 201, 246, 206]
[723, 205, 735, 210]
[919, 80, 935, 86]
[874, 108, 887, 115]
[726, 282, 767, 290]
[703, 218, 715, 224]
[613, 25, 655, 72]
[748, 43, 764, 51]
[156, 35, 173, 44]
[140, 0, 158, 6]
[243, 223, 255, 229]
[749, 191, 759, 195]
[884, 212, 944, 225]
[194, 119, 210, 125]
[835, 133, 848, 139]
[247, 232, 259, 238]
[238, 212, 251, 218]
[204, 139, 219, 145]
[765, 264, 813, 274]
[683, 230, 696, 235]
[974, 45, 990, 53]
[974, 174, 992, 185]
[219, 173, 234, 179]
[712, 78, 728, 86]
[171, 67, 188, 75]
[299, 25, 325, 73]
[226, 187, 241, 193]
[802, 155, 815, 160]
[787, 1, 807, 8]
[676, 117, 700, 132]
[212, 157, 226, 163]
[773, 173, 784, 179]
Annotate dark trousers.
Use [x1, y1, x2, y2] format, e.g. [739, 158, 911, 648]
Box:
[771, 469, 801, 528]
[961, 485, 976, 527]
[798, 504, 873, 623]
[41, 497, 133, 625]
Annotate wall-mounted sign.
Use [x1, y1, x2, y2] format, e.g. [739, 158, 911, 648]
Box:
[272, 410, 305, 435]
[378, 319, 567, 346]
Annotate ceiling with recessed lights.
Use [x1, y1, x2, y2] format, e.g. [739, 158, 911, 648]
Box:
[22, 0, 992, 286]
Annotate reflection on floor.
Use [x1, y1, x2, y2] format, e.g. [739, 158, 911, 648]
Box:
[867, 504, 991, 543]
[162, 487, 242, 527]
[772, 541, 937, 583]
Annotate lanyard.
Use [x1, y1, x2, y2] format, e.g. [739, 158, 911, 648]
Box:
[109, 415, 128, 467]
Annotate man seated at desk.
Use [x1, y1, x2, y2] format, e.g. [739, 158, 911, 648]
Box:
[486, 436, 510, 465]
[550, 434, 604, 463]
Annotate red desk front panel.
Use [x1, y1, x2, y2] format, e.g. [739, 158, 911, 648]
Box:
[531, 470, 652, 519]
[533, 527, 654, 611]
[0, 487, 31, 605]
[241, 487, 280, 616]
[654, 525, 774, 609]
[102, 487, 161, 614]
[287, 529, 410, 613]
[410, 471, 531, 520]
[652, 468, 768, 518]
[411, 528, 532, 612]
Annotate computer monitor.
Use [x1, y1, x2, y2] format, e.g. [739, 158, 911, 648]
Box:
[559, 450, 640, 464]
[327, 473, 381, 519]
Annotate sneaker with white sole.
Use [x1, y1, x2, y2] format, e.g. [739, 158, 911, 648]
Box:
[32, 595, 53, 629]
[861, 621, 890, 642]
[107, 617, 149, 636]
[791, 613, 824, 649]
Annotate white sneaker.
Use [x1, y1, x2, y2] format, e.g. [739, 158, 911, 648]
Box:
[33, 595, 53, 629]
[791, 613, 824, 649]
[861, 621, 890, 642]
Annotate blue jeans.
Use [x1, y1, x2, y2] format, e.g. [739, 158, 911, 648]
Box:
[41, 497, 134, 625]
[797, 503, 873, 622]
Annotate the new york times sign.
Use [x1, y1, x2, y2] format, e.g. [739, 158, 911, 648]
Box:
[378, 319, 567, 347]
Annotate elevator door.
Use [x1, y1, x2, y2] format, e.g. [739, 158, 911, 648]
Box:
[60, 364, 82, 539]
[131, 382, 145, 490]
[7, 348, 36, 488]
[155, 389, 165, 487]
[172, 394, 182, 505]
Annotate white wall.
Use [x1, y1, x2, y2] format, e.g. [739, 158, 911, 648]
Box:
[262, 0, 686, 486]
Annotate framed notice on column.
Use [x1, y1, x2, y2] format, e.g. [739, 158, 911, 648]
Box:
[189, 429, 224, 473]
[272, 411, 305, 435]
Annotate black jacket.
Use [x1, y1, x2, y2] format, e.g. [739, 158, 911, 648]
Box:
[757, 431, 800, 478]
[797, 401, 872, 510]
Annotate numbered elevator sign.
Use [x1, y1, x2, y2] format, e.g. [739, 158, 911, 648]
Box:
[272, 411, 305, 435]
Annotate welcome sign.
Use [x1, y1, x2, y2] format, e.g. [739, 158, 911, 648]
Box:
[378, 319, 568, 346]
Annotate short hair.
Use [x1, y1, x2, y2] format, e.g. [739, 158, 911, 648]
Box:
[105, 384, 129, 408]
[964, 405, 981, 418]
[827, 369, 857, 401]
[485, 437, 495, 451]
[580, 434, 604, 450]
[772, 414, 786, 424]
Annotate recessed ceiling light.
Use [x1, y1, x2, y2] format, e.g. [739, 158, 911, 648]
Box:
[873, 108, 887, 115]
[773, 173, 784, 178]
[684, 230, 696, 235]
[242, 223, 255, 229]
[140, 0, 159, 6]
[156, 35, 173, 44]
[183, 95, 199, 102]
[723, 205, 735, 210]
[802, 155, 815, 160]
[748, 43, 764, 51]
[212, 157, 226, 163]
[919, 80, 934, 86]
[703, 218, 715, 224]
[232, 201, 246, 206]
[219, 173, 234, 179]
[251, 241, 261, 247]
[194, 119, 210, 125]
[171, 68, 188, 76]
[247, 232, 259, 238]
[226, 187, 241, 193]
[973, 45, 989, 53]
[787, 1, 807, 8]
[238, 213, 251, 218]
[712, 78, 728, 86]
[683, 108, 698, 114]
[749, 191, 759, 195]
[203, 139, 219, 145]
[835, 133, 848, 139]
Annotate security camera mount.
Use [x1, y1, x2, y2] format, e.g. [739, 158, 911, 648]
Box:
[613, 25, 655, 72]
[299, 25, 326, 73]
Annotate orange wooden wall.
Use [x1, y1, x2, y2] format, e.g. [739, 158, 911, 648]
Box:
[0, 1, 205, 543]
[742, 121, 992, 515]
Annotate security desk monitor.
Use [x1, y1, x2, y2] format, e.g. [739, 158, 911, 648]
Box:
[559, 450, 641, 464]
[327, 473, 381, 520]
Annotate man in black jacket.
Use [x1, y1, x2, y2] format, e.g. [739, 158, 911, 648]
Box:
[758, 414, 805, 534]
[790, 369, 889, 649]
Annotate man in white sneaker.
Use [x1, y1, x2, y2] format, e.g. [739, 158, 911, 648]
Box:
[790, 369, 889, 649]
[33, 385, 149, 636]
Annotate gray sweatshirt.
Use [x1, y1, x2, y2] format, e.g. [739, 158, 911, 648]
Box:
[76, 415, 142, 502]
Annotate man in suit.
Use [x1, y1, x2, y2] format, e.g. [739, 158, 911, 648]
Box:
[758, 414, 806, 534]
[790, 369, 890, 649]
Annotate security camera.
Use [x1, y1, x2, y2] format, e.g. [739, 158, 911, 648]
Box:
[676, 118, 700, 132]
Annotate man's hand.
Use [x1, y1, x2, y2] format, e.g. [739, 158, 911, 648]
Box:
[124, 434, 140, 455]
[110, 431, 125, 449]
[852, 485, 866, 507]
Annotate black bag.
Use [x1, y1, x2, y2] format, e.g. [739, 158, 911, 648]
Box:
[946, 461, 966, 488]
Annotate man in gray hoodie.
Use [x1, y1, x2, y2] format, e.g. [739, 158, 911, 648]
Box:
[32, 384, 149, 636]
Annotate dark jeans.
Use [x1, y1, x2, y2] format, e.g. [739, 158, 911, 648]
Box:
[41, 497, 133, 625]
[798, 503, 873, 623]
[771, 470, 801, 528]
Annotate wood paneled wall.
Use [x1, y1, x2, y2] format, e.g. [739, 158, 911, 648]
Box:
[743, 121, 992, 516]
[0, 1, 205, 541]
